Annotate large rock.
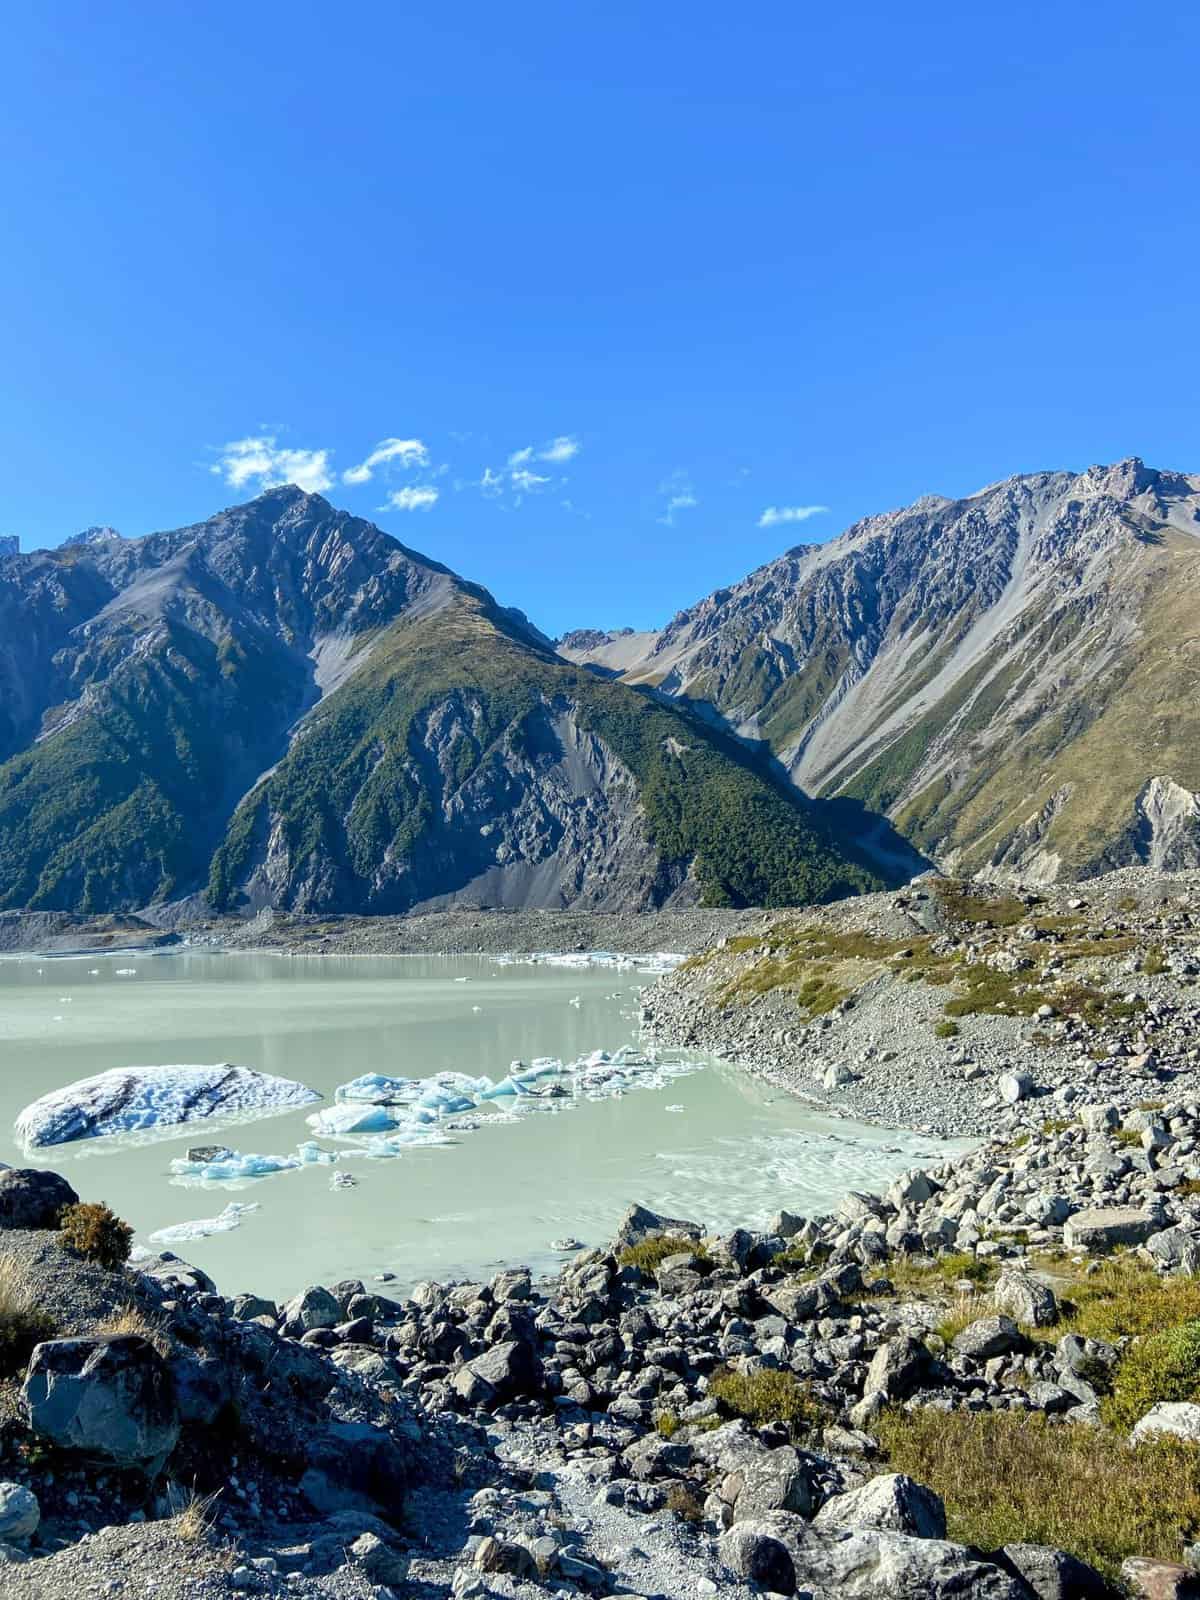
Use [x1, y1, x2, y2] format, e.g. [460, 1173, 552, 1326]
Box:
[1121, 1557, 1200, 1599]
[283, 1285, 342, 1332]
[1144, 1228, 1200, 1276]
[1063, 1208, 1160, 1252]
[726, 1446, 815, 1520]
[719, 1524, 797, 1594]
[864, 1336, 929, 1400]
[453, 1339, 541, 1404]
[1130, 1402, 1200, 1445]
[23, 1335, 180, 1476]
[0, 1168, 78, 1229]
[952, 1316, 1024, 1361]
[999, 1542, 1115, 1599]
[994, 1270, 1058, 1328]
[298, 1421, 416, 1523]
[735, 1517, 1031, 1598]
[813, 1473, 946, 1539]
[614, 1203, 703, 1249]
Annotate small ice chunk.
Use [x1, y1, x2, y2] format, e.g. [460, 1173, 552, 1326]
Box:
[148, 1201, 259, 1242]
[307, 1103, 397, 1136]
[335, 1073, 421, 1105]
[169, 1149, 301, 1182]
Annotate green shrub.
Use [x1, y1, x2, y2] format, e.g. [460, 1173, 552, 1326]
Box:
[707, 1366, 820, 1433]
[59, 1201, 133, 1270]
[877, 1407, 1200, 1581]
[933, 1020, 960, 1039]
[1106, 1320, 1200, 1432]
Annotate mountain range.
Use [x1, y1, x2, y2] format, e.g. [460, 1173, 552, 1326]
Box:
[0, 488, 875, 916]
[1, 457, 1196, 919]
[562, 457, 1200, 884]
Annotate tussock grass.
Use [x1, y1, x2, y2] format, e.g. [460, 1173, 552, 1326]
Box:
[877, 1408, 1200, 1580]
[934, 881, 1028, 927]
[707, 1366, 821, 1434]
[618, 1236, 708, 1278]
[97, 1304, 172, 1356]
[170, 1485, 223, 1542]
[0, 1252, 58, 1376]
[1060, 1256, 1200, 1342]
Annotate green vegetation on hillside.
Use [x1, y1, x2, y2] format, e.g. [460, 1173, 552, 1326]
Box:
[209, 593, 882, 913]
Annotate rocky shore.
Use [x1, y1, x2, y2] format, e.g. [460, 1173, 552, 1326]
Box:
[5, 1086, 1200, 1597]
[641, 867, 1200, 1138]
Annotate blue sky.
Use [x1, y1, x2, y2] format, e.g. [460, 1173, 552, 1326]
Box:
[2, 2, 1198, 635]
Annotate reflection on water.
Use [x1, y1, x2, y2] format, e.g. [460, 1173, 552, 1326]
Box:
[0, 952, 965, 1299]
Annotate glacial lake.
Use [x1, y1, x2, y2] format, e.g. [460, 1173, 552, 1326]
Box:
[0, 952, 962, 1301]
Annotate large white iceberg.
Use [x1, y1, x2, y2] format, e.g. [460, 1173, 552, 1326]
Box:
[15, 1063, 321, 1149]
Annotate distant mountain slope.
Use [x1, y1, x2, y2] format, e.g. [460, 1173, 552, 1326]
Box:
[0, 489, 879, 914]
[564, 459, 1200, 881]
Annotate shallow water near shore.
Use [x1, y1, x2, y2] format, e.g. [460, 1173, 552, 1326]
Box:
[0, 952, 965, 1300]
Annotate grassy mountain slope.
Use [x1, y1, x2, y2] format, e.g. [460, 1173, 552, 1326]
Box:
[209, 588, 881, 913]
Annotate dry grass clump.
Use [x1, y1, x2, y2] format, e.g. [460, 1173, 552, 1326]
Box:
[0, 1252, 58, 1376]
[59, 1201, 133, 1270]
[96, 1304, 172, 1357]
[169, 1485, 223, 1542]
[876, 1407, 1200, 1580]
[665, 1482, 706, 1522]
[707, 1366, 820, 1434]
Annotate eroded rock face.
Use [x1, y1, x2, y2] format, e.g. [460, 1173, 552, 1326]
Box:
[813, 1474, 946, 1540]
[23, 1336, 180, 1476]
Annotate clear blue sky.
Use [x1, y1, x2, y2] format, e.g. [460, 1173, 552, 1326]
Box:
[2, 2, 1197, 634]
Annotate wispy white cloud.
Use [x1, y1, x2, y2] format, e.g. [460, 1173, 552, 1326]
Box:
[758, 503, 829, 528]
[507, 434, 580, 468]
[480, 467, 505, 499]
[343, 437, 429, 485]
[383, 485, 439, 512]
[212, 435, 334, 495]
[538, 434, 579, 463]
[510, 468, 551, 496]
[658, 491, 698, 526]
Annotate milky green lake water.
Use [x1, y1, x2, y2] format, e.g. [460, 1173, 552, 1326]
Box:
[0, 952, 960, 1301]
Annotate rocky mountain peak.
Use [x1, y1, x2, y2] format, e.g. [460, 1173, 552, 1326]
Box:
[61, 524, 122, 548]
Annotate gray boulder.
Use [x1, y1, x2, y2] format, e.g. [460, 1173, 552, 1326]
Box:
[1130, 1402, 1200, 1445]
[23, 1335, 180, 1476]
[999, 1542, 1115, 1599]
[994, 1270, 1058, 1328]
[742, 1517, 1031, 1598]
[719, 1523, 797, 1594]
[726, 1446, 816, 1520]
[614, 1203, 702, 1249]
[0, 1483, 39, 1543]
[952, 1315, 1024, 1361]
[454, 1338, 541, 1403]
[283, 1285, 341, 1331]
[865, 1335, 929, 1399]
[0, 1168, 78, 1229]
[298, 1421, 415, 1522]
[814, 1473, 946, 1539]
[1063, 1208, 1159, 1251]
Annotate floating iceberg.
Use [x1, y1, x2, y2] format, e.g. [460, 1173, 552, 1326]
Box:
[307, 1102, 398, 1137]
[15, 1064, 322, 1150]
[336, 1073, 421, 1105]
[170, 1149, 302, 1182]
[148, 1201, 259, 1242]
